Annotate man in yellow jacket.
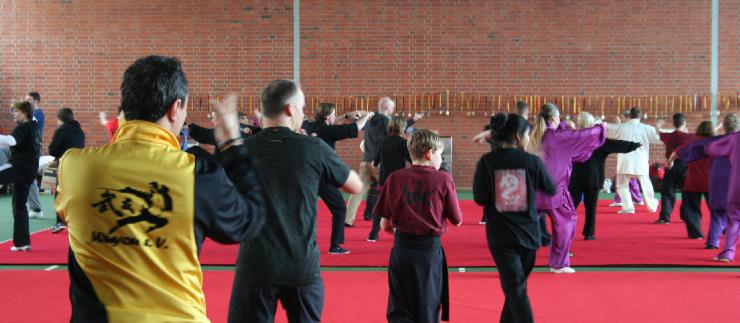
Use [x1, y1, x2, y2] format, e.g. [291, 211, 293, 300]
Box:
[56, 55, 265, 322]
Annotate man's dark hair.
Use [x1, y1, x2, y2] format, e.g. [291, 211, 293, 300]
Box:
[27, 92, 41, 104]
[515, 101, 529, 115]
[260, 80, 299, 118]
[56, 108, 75, 123]
[629, 107, 641, 119]
[120, 55, 189, 122]
[672, 113, 686, 128]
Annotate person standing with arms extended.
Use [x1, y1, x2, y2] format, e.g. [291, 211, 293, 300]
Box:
[0, 101, 40, 252]
[474, 113, 555, 323]
[56, 56, 266, 322]
[303, 102, 374, 254]
[228, 80, 363, 323]
[527, 103, 606, 273]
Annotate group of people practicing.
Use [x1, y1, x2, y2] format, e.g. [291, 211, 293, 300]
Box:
[0, 54, 737, 323]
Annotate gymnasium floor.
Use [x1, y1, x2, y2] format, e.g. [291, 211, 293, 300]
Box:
[1, 193, 738, 323]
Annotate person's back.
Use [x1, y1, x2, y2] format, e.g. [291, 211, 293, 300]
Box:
[59, 121, 209, 321]
[56, 56, 265, 322]
[228, 80, 362, 323]
[609, 119, 660, 175]
[362, 113, 390, 162]
[237, 127, 347, 285]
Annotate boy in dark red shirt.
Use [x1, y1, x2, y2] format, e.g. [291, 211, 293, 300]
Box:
[374, 129, 463, 323]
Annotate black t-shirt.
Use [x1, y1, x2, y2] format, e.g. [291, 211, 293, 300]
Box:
[10, 121, 41, 177]
[302, 120, 358, 150]
[235, 127, 350, 286]
[473, 148, 555, 249]
[374, 135, 411, 186]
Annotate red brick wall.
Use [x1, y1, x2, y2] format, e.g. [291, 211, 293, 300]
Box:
[1, 0, 738, 188]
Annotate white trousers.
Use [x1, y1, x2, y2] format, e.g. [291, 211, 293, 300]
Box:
[616, 173, 658, 212]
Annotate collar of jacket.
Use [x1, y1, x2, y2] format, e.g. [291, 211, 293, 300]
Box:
[112, 120, 180, 149]
[628, 119, 641, 124]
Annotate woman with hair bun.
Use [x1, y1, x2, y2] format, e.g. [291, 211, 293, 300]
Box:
[474, 113, 555, 323]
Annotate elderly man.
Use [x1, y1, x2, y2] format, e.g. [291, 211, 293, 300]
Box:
[606, 107, 661, 214]
[344, 97, 395, 226]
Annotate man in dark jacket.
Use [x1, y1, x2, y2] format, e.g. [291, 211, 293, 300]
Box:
[48, 108, 86, 233]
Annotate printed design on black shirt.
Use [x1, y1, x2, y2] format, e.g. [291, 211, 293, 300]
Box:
[495, 169, 527, 212]
[403, 181, 434, 213]
[89, 182, 172, 249]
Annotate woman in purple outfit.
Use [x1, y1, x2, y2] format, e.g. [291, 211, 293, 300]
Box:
[528, 103, 606, 273]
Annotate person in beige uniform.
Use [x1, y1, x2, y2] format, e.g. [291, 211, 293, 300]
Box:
[605, 107, 661, 214]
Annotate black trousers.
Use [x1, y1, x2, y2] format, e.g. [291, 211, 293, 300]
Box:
[659, 160, 687, 222]
[387, 236, 446, 323]
[227, 280, 324, 323]
[681, 191, 708, 239]
[0, 165, 33, 247]
[490, 245, 537, 323]
[538, 214, 551, 246]
[569, 186, 600, 237]
[318, 183, 346, 248]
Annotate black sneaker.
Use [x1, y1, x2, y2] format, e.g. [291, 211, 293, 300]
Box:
[344, 223, 354, 228]
[653, 220, 670, 224]
[328, 246, 350, 255]
[363, 215, 373, 221]
[367, 235, 378, 242]
[584, 235, 595, 241]
[705, 245, 719, 250]
[51, 223, 66, 233]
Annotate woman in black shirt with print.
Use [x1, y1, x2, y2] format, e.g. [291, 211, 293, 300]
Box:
[473, 114, 555, 323]
[0, 101, 41, 252]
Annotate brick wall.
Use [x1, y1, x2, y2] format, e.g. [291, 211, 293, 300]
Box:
[1, 0, 738, 188]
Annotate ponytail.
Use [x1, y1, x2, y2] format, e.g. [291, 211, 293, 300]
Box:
[527, 103, 559, 153]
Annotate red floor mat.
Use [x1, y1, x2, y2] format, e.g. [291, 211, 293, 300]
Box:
[0, 200, 732, 267]
[2, 270, 739, 322]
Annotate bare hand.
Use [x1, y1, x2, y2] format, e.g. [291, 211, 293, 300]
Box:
[211, 94, 241, 145]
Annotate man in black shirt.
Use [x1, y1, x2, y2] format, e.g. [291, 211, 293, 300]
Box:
[48, 107, 86, 233]
[0, 101, 41, 251]
[228, 80, 363, 323]
[303, 103, 373, 254]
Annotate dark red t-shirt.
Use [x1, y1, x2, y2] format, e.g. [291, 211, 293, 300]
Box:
[660, 131, 694, 159]
[374, 165, 463, 236]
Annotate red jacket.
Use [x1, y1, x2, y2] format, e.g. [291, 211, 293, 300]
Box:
[677, 136, 711, 192]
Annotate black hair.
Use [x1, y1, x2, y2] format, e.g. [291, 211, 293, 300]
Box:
[27, 92, 40, 103]
[672, 113, 686, 128]
[261, 80, 299, 118]
[494, 113, 530, 144]
[56, 108, 74, 123]
[120, 55, 189, 122]
[629, 107, 641, 119]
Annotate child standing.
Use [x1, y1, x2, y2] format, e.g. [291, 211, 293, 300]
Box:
[473, 114, 556, 323]
[374, 129, 463, 323]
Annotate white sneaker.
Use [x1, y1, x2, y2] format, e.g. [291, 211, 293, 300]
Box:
[28, 210, 44, 219]
[550, 267, 576, 274]
[608, 202, 622, 207]
[617, 209, 636, 214]
[10, 245, 31, 252]
[636, 201, 645, 206]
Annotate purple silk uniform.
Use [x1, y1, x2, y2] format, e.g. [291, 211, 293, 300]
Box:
[537, 122, 606, 268]
[703, 132, 740, 261]
[680, 136, 730, 248]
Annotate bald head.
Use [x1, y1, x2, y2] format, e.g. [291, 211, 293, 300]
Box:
[378, 97, 395, 115]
